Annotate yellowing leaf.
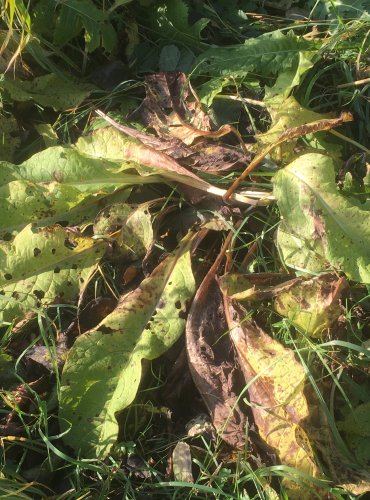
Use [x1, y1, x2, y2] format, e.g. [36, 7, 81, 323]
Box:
[94, 202, 153, 262]
[0, 180, 99, 238]
[274, 274, 347, 338]
[59, 233, 195, 458]
[225, 300, 325, 498]
[218, 272, 294, 301]
[273, 153, 370, 283]
[0, 225, 106, 324]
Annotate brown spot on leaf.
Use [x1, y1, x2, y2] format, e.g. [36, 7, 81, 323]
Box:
[100, 326, 114, 335]
[33, 290, 45, 300]
[53, 170, 64, 182]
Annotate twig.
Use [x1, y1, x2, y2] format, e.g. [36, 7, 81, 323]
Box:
[337, 77, 370, 89]
[214, 94, 267, 108]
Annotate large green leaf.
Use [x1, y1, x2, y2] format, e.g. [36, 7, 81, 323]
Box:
[0, 225, 106, 324]
[273, 153, 370, 283]
[1, 74, 96, 111]
[0, 143, 138, 237]
[0, 180, 99, 238]
[7, 145, 145, 191]
[59, 233, 195, 458]
[193, 31, 317, 78]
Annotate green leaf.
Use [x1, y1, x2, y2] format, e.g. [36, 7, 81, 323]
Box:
[0, 350, 17, 385]
[0, 180, 104, 238]
[307, 0, 370, 22]
[159, 45, 181, 72]
[34, 123, 59, 148]
[1, 74, 96, 111]
[15, 145, 137, 191]
[53, 0, 117, 52]
[264, 51, 315, 107]
[0, 224, 106, 324]
[150, 0, 208, 49]
[53, 0, 82, 47]
[194, 31, 317, 78]
[273, 153, 370, 283]
[0, 114, 20, 163]
[59, 233, 195, 458]
[337, 402, 370, 466]
[0, 180, 97, 239]
[198, 77, 232, 107]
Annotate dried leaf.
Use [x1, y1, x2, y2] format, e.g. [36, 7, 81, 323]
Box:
[172, 442, 193, 483]
[130, 72, 252, 168]
[65, 297, 117, 338]
[186, 270, 247, 449]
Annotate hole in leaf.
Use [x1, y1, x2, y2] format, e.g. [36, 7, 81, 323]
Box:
[57, 220, 69, 227]
[33, 248, 41, 257]
[64, 238, 77, 250]
[4, 273, 12, 280]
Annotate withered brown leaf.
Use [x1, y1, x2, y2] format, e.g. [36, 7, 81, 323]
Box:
[186, 272, 247, 449]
